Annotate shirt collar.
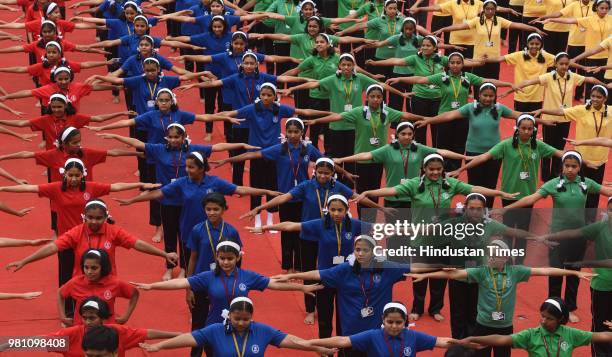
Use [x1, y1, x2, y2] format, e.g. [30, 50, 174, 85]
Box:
[85, 222, 108, 236]
[538, 325, 562, 337]
[313, 178, 331, 190]
[188, 175, 208, 186]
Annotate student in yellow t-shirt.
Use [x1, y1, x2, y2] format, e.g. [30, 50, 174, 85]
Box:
[484, 32, 555, 112]
[572, 36, 612, 104]
[434, 0, 543, 81]
[410, 0, 453, 43]
[503, 52, 604, 180]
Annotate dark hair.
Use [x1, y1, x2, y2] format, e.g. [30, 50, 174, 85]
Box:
[85, 198, 116, 224]
[57, 127, 82, 156]
[254, 92, 280, 115]
[41, 43, 65, 68]
[512, 117, 537, 149]
[213, 244, 240, 276]
[391, 125, 418, 151]
[474, 86, 499, 120]
[398, 20, 419, 47]
[135, 36, 155, 59]
[42, 2, 59, 19]
[383, 302, 407, 322]
[304, 16, 324, 34]
[79, 296, 112, 320]
[557, 155, 586, 193]
[554, 52, 570, 63]
[61, 160, 86, 191]
[465, 193, 487, 206]
[313, 160, 336, 187]
[37, 24, 59, 48]
[592, 0, 610, 11]
[323, 197, 351, 230]
[238, 53, 260, 77]
[540, 297, 569, 325]
[281, 121, 308, 158]
[587, 86, 609, 118]
[165, 125, 189, 152]
[445, 346, 476, 357]
[311, 34, 336, 57]
[351, 240, 383, 274]
[117, 2, 141, 21]
[202, 192, 228, 210]
[523, 36, 546, 63]
[82, 326, 119, 353]
[229, 299, 254, 314]
[418, 37, 441, 61]
[209, 16, 228, 34]
[417, 157, 451, 193]
[382, 0, 397, 16]
[479, 1, 497, 25]
[80, 249, 112, 279]
[186, 152, 211, 172]
[153, 90, 179, 112]
[229, 32, 248, 55]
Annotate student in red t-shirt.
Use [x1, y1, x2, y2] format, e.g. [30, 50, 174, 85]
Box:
[0, 93, 133, 149]
[48, 297, 182, 357]
[0, 41, 111, 86]
[59, 249, 138, 326]
[0, 3, 97, 38]
[0, 126, 139, 182]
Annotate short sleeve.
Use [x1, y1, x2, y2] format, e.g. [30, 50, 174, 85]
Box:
[34, 150, 55, 167]
[387, 34, 401, 46]
[117, 280, 136, 298]
[438, 1, 453, 14]
[158, 55, 174, 70]
[113, 227, 138, 249]
[514, 265, 532, 283]
[466, 17, 479, 29]
[499, 17, 512, 29]
[537, 141, 558, 158]
[37, 183, 58, 199]
[537, 179, 556, 197]
[458, 104, 472, 118]
[244, 270, 270, 291]
[191, 144, 212, 158]
[427, 73, 444, 87]
[586, 178, 602, 194]
[191, 325, 214, 347]
[403, 55, 416, 66]
[562, 106, 583, 122]
[466, 267, 484, 283]
[187, 272, 210, 292]
[573, 73, 586, 86]
[370, 145, 389, 163]
[213, 177, 237, 195]
[144, 143, 163, 162]
[504, 51, 522, 65]
[236, 105, 252, 120]
[340, 108, 360, 124]
[297, 56, 314, 71]
[413, 331, 437, 352]
[466, 72, 484, 87]
[280, 105, 295, 118]
[453, 179, 473, 195]
[122, 76, 140, 90]
[161, 180, 183, 201]
[349, 331, 374, 352]
[568, 328, 593, 346]
[54, 229, 78, 251]
[581, 221, 604, 241]
[319, 264, 346, 288]
[59, 279, 73, 298]
[489, 140, 506, 160]
[187, 226, 203, 251]
[261, 145, 281, 161]
[90, 182, 112, 198]
[575, 16, 590, 29]
[538, 73, 549, 86]
[261, 324, 288, 347]
[288, 181, 306, 199]
[511, 328, 533, 349]
[499, 104, 513, 117]
[300, 220, 322, 242]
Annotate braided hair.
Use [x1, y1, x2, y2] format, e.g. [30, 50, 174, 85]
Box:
[586, 85, 609, 118]
[61, 160, 87, 192]
[281, 120, 308, 157]
[511, 115, 538, 149]
[556, 152, 587, 193]
[398, 18, 419, 47]
[473, 84, 499, 120]
[391, 123, 418, 151]
[313, 159, 336, 188]
[57, 127, 83, 157]
[523, 34, 546, 63]
[323, 197, 352, 230]
[36, 23, 59, 49]
[417, 156, 451, 193]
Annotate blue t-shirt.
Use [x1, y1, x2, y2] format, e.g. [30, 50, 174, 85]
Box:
[236, 103, 295, 148]
[187, 268, 269, 325]
[191, 322, 286, 356]
[120, 53, 173, 77]
[99, 0, 142, 20]
[288, 178, 354, 222]
[350, 328, 437, 356]
[123, 75, 181, 114]
[211, 51, 265, 106]
[118, 34, 162, 63]
[301, 218, 368, 269]
[181, 3, 235, 35]
[319, 262, 410, 335]
[221, 72, 277, 111]
[260, 142, 322, 194]
[144, 143, 212, 204]
[194, 14, 241, 34]
[105, 17, 158, 40]
[189, 32, 232, 77]
[187, 219, 242, 271]
[134, 109, 196, 145]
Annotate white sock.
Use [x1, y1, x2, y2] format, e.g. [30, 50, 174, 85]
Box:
[266, 212, 274, 225]
[254, 214, 262, 228]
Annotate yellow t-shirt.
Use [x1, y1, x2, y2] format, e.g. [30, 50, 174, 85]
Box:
[543, 0, 573, 32]
[439, 0, 483, 45]
[538, 71, 586, 121]
[563, 104, 612, 164]
[467, 17, 513, 58]
[576, 15, 612, 59]
[600, 37, 612, 79]
[504, 50, 556, 102]
[509, 0, 525, 7]
[523, 0, 546, 17]
[433, 0, 452, 17]
[560, 1, 591, 46]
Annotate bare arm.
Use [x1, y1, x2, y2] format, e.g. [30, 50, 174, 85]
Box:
[5, 243, 59, 272]
[572, 44, 605, 63]
[464, 335, 513, 347]
[86, 118, 136, 132]
[334, 152, 373, 164]
[115, 290, 139, 324]
[0, 184, 38, 193]
[98, 133, 144, 150]
[567, 137, 612, 147]
[90, 111, 132, 122]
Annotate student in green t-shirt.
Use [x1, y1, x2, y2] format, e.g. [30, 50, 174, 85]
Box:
[451, 114, 562, 263]
[304, 84, 422, 223]
[408, 240, 595, 356]
[343, 0, 385, 67]
[458, 297, 612, 357]
[416, 83, 523, 208]
[539, 198, 612, 355]
[388, 52, 514, 171]
[503, 150, 612, 324]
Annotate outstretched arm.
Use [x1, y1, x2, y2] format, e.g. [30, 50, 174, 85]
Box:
[97, 133, 144, 150]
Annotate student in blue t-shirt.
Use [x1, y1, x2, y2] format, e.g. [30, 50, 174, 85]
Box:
[139, 297, 335, 356]
[305, 301, 458, 356]
[116, 36, 188, 77]
[249, 194, 371, 339]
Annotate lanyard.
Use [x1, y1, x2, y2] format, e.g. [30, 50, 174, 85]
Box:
[52, 118, 66, 141]
[488, 267, 506, 311]
[517, 143, 533, 172]
[245, 78, 255, 103]
[358, 271, 374, 307]
[147, 81, 158, 101]
[400, 148, 410, 178]
[542, 334, 562, 357]
[287, 145, 301, 185]
[369, 110, 381, 138]
[485, 18, 495, 43]
[425, 57, 435, 75]
[85, 229, 102, 250]
[597, 18, 608, 41]
[386, 18, 397, 36]
[428, 184, 442, 214]
[383, 332, 404, 357]
[556, 76, 568, 106]
[220, 269, 239, 306]
[160, 113, 174, 133]
[206, 220, 225, 259]
[172, 150, 183, 178]
[449, 75, 461, 100]
[460, 2, 471, 20]
[343, 79, 353, 102]
[593, 111, 604, 137]
[231, 330, 250, 357]
[126, 22, 132, 35]
[315, 188, 329, 218]
[334, 222, 343, 256]
[580, 3, 589, 17]
[284, 1, 294, 16]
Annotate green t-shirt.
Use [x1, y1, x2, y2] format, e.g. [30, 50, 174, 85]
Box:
[537, 176, 601, 232]
[387, 34, 422, 75]
[337, 0, 362, 29]
[254, 0, 275, 12]
[370, 143, 437, 201]
[340, 105, 403, 159]
[289, 33, 339, 59]
[298, 54, 339, 99]
[263, 0, 298, 41]
[356, 1, 385, 38]
[366, 16, 404, 59]
[489, 138, 557, 200]
[447, 216, 507, 267]
[427, 72, 484, 114]
[457, 103, 513, 153]
[581, 220, 612, 291]
[403, 54, 449, 99]
[467, 264, 532, 328]
[284, 16, 332, 36]
[512, 325, 592, 356]
[318, 73, 378, 131]
[394, 176, 473, 223]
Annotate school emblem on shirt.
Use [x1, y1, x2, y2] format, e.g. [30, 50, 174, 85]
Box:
[560, 341, 570, 352]
[251, 344, 260, 354]
[68, 95, 77, 102]
[206, 189, 213, 194]
[273, 116, 279, 123]
[531, 153, 537, 160]
[344, 233, 352, 240]
[303, 155, 310, 163]
[255, 84, 261, 91]
[83, 192, 91, 201]
[104, 241, 112, 250]
[224, 42, 230, 49]
[103, 290, 112, 300]
[403, 347, 412, 356]
[239, 283, 247, 291]
[441, 192, 450, 200]
[373, 274, 381, 283]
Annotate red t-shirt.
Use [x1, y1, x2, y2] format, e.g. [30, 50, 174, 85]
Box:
[60, 275, 135, 325]
[31, 82, 93, 111]
[38, 181, 111, 234]
[29, 113, 91, 150]
[48, 324, 147, 357]
[54, 222, 138, 275]
[25, 19, 74, 38]
[25, 4, 42, 22]
[22, 40, 77, 62]
[27, 61, 82, 86]
[34, 148, 107, 182]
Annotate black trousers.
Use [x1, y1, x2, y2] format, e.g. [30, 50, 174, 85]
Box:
[203, 87, 222, 134]
[508, 6, 524, 52]
[411, 96, 441, 145]
[543, 30, 569, 59]
[316, 287, 342, 338]
[229, 127, 249, 186]
[278, 201, 302, 270]
[190, 291, 210, 357]
[250, 22, 274, 74]
[521, 17, 543, 50]
[436, 114, 468, 172]
[145, 163, 161, 227]
[160, 204, 183, 269]
[449, 280, 479, 339]
[567, 45, 586, 100]
[249, 158, 278, 211]
[585, 58, 608, 95]
[307, 98, 330, 151]
[473, 323, 513, 357]
[452, 44, 474, 63]
[356, 163, 383, 223]
[273, 42, 293, 76]
[502, 199, 532, 265]
[388, 76, 412, 113]
[466, 151, 501, 209]
[583, 163, 606, 224]
[411, 275, 447, 316]
[58, 249, 75, 317]
[514, 100, 542, 113]
[299, 239, 317, 313]
[367, 57, 394, 79]
[409, 0, 428, 26]
[328, 129, 356, 188]
[431, 15, 452, 45]
[592, 288, 612, 356]
[548, 238, 586, 311]
[541, 122, 570, 181]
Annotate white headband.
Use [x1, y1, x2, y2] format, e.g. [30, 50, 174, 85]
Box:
[166, 123, 186, 133]
[242, 51, 258, 62]
[53, 66, 71, 76]
[339, 53, 355, 63]
[403, 17, 417, 26]
[562, 150, 582, 164]
[366, 84, 384, 95]
[286, 117, 304, 129]
[384, 0, 397, 6]
[142, 35, 155, 44]
[448, 52, 464, 59]
[480, 82, 497, 91]
[308, 15, 321, 21]
[319, 33, 332, 46]
[396, 121, 414, 132]
[517, 114, 536, 125]
[134, 15, 149, 24]
[49, 93, 69, 104]
[423, 153, 444, 165]
[555, 52, 569, 60]
[592, 85, 609, 97]
[156, 88, 177, 104]
[216, 241, 241, 252]
[85, 200, 107, 210]
[490, 239, 510, 250]
[327, 194, 348, 206]
[383, 302, 408, 315]
[85, 249, 102, 257]
[482, 0, 497, 5]
[230, 297, 253, 306]
[260, 82, 277, 94]
[60, 158, 87, 176]
[45, 41, 61, 51]
[41, 19, 56, 28]
[544, 299, 562, 313]
[143, 57, 160, 66]
[424, 35, 438, 46]
[299, 0, 316, 8]
[315, 157, 335, 168]
[82, 301, 100, 310]
[212, 15, 225, 22]
[527, 33, 542, 42]
[191, 151, 205, 164]
[60, 126, 78, 142]
[45, 2, 58, 15]
[466, 192, 487, 203]
[355, 235, 377, 246]
[124, 1, 139, 8]
[232, 31, 247, 39]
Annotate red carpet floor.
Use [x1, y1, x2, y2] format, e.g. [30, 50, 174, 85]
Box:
[0, 8, 609, 357]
